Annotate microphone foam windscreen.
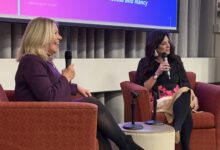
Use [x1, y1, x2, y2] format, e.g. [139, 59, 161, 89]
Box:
[161, 52, 167, 59]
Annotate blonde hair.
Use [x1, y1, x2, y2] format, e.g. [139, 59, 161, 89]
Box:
[17, 17, 55, 61]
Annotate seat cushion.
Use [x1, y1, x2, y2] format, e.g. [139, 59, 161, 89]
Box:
[192, 111, 214, 129]
[157, 111, 214, 129]
[0, 85, 8, 102]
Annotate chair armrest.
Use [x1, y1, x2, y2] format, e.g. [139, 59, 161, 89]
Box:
[5, 90, 84, 102]
[195, 82, 220, 115]
[0, 102, 98, 150]
[120, 81, 152, 122]
[195, 82, 220, 149]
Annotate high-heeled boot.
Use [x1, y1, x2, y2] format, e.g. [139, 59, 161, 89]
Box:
[120, 135, 144, 150]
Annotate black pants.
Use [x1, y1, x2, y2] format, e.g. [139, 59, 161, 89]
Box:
[75, 97, 138, 150]
[173, 90, 193, 150]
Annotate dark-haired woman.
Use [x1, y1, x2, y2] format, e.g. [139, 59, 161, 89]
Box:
[135, 30, 199, 150]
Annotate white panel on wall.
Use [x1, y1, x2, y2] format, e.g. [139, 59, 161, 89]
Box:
[214, 58, 220, 81]
[182, 58, 216, 82]
[0, 58, 217, 91]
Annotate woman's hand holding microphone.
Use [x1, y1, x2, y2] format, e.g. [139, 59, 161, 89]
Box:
[62, 64, 75, 82]
[62, 64, 92, 97]
[155, 61, 171, 77]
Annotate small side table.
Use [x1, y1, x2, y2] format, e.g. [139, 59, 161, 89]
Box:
[119, 122, 175, 150]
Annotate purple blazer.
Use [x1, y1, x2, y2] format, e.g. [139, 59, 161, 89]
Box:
[15, 54, 77, 101]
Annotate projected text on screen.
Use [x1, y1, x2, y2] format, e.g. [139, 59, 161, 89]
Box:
[0, 0, 178, 30]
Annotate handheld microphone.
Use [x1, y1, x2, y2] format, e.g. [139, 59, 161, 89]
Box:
[161, 53, 171, 79]
[65, 51, 72, 68]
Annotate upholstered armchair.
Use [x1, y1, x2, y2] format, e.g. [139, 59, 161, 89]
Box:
[0, 84, 98, 150]
[120, 71, 220, 150]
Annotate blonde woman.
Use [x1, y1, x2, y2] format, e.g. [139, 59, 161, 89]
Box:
[15, 17, 143, 150]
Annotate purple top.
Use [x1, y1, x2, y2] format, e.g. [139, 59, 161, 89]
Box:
[15, 54, 77, 101]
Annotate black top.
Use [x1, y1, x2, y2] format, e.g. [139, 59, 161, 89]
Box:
[135, 55, 190, 93]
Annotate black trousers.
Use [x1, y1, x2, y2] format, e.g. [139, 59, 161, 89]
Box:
[173, 90, 193, 150]
[75, 97, 143, 150]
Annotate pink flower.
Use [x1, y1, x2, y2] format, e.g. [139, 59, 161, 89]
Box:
[158, 85, 180, 98]
[150, 85, 180, 101]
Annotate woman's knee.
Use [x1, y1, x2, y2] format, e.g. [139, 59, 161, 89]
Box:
[176, 90, 191, 103]
[82, 96, 103, 106]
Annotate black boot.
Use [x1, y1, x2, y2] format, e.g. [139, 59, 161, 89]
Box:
[120, 135, 144, 150]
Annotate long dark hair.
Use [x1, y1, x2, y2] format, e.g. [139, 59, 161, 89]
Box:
[145, 30, 175, 63]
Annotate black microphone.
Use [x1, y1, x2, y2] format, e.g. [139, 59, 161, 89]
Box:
[131, 90, 138, 98]
[161, 52, 171, 79]
[65, 51, 72, 68]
